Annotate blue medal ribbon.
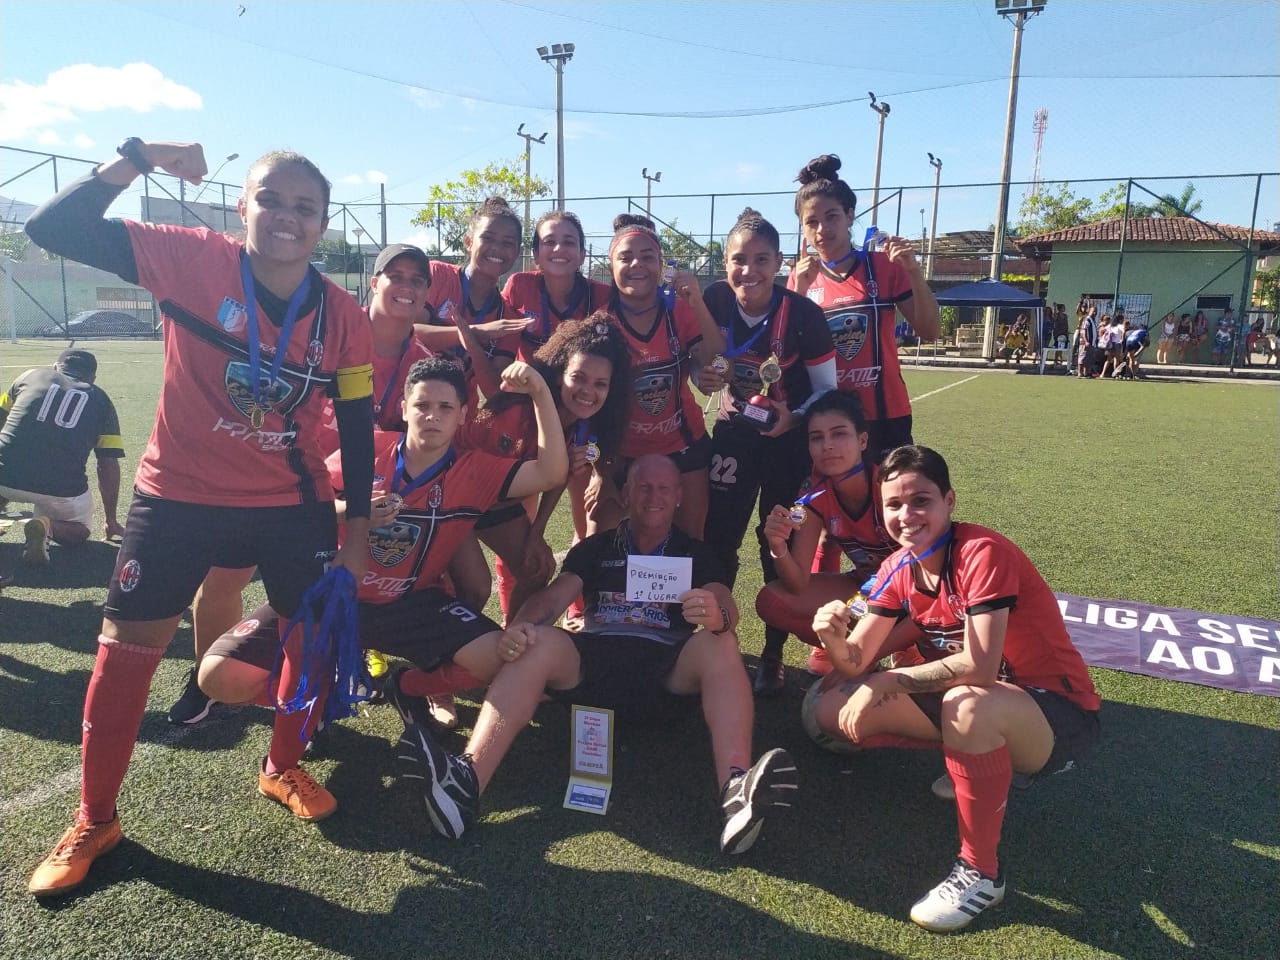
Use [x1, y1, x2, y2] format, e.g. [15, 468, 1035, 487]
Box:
[624, 519, 671, 557]
[239, 251, 312, 412]
[392, 439, 456, 498]
[723, 287, 780, 359]
[374, 337, 411, 417]
[271, 567, 366, 733]
[865, 528, 952, 604]
[822, 227, 882, 273]
[538, 275, 588, 341]
[460, 266, 500, 321]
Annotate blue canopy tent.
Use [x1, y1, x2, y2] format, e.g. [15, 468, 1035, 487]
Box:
[933, 279, 1049, 370]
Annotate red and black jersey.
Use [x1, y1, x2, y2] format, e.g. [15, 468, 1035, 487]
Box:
[329, 430, 521, 603]
[0, 366, 124, 497]
[867, 522, 1101, 711]
[702, 281, 834, 419]
[316, 330, 433, 460]
[503, 271, 612, 360]
[788, 252, 913, 423]
[425, 261, 520, 407]
[800, 465, 894, 577]
[459, 397, 577, 461]
[604, 292, 706, 458]
[125, 221, 373, 507]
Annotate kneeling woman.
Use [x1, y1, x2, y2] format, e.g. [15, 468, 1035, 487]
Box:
[464, 315, 631, 620]
[753, 390, 895, 687]
[809, 445, 1100, 933]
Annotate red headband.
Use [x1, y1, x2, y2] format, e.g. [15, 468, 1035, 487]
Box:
[609, 228, 661, 258]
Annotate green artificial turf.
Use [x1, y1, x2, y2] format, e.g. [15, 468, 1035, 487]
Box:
[1, 341, 1276, 960]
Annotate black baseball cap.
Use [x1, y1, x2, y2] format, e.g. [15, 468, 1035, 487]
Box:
[373, 243, 431, 277]
[56, 348, 97, 381]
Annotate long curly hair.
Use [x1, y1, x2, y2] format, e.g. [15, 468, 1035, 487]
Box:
[475, 312, 632, 458]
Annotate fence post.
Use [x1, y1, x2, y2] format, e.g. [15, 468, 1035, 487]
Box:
[52, 157, 70, 331]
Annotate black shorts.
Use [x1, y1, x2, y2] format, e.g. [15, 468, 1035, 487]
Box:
[548, 630, 695, 720]
[909, 686, 1100, 781]
[105, 492, 336, 622]
[474, 500, 527, 531]
[866, 416, 913, 465]
[208, 588, 498, 673]
[606, 433, 713, 487]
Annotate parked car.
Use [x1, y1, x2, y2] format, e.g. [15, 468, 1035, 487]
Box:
[36, 310, 157, 339]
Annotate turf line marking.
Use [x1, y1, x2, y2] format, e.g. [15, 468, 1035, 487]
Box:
[0, 710, 234, 821]
[910, 375, 977, 403]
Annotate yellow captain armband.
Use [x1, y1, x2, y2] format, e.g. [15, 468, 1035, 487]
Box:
[335, 363, 374, 401]
[96, 433, 125, 455]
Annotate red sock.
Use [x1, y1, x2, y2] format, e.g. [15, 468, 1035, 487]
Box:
[80, 636, 165, 823]
[494, 555, 514, 622]
[855, 733, 941, 751]
[265, 618, 328, 776]
[945, 744, 1012, 878]
[813, 536, 842, 574]
[399, 663, 481, 698]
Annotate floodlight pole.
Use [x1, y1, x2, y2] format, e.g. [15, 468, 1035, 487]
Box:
[642, 168, 662, 217]
[192, 152, 240, 204]
[537, 43, 575, 211]
[983, 0, 1044, 360]
[927, 153, 943, 281]
[868, 93, 891, 221]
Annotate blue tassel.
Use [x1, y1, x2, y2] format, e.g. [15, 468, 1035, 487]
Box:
[269, 567, 370, 737]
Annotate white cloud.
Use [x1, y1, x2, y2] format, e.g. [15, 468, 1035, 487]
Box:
[405, 87, 444, 111]
[35, 130, 62, 146]
[72, 133, 95, 149]
[0, 62, 201, 142]
[562, 119, 601, 143]
[339, 171, 388, 186]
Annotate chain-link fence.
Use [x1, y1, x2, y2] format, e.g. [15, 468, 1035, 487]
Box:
[3, 145, 1276, 365]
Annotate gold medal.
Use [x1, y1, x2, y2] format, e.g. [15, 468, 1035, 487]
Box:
[584, 440, 601, 464]
[249, 405, 265, 429]
[789, 502, 807, 525]
[846, 593, 869, 618]
[710, 355, 729, 375]
[758, 353, 782, 397]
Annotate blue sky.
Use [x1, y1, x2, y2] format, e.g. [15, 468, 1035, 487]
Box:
[2, 0, 1277, 252]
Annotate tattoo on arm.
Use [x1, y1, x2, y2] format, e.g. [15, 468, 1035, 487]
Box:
[894, 660, 964, 693]
[842, 645, 863, 670]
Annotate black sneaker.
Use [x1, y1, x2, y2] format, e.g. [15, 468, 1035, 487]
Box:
[719, 747, 798, 854]
[395, 721, 480, 839]
[167, 667, 216, 725]
[751, 656, 786, 697]
[384, 665, 436, 731]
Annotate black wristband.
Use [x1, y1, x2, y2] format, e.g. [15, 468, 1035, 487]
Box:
[116, 137, 154, 175]
[711, 604, 733, 635]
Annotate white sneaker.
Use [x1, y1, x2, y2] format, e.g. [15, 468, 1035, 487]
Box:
[931, 772, 955, 800]
[910, 858, 1005, 932]
[23, 516, 51, 566]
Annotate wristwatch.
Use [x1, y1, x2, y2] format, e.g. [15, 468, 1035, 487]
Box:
[116, 137, 154, 175]
[711, 604, 733, 635]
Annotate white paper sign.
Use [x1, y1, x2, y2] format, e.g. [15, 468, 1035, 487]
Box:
[625, 555, 692, 603]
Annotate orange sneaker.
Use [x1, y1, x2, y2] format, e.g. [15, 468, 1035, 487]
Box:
[258, 762, 337, 821]
[28, 814, 123, 896]
[805, 645, 834, 676]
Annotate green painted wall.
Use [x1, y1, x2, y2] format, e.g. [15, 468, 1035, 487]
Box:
[1044, 242, 1251, 322]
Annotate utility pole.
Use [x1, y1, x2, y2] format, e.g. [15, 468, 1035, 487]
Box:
[984, 0, 1047, 360]
[537, 43, 575, 211]
[517, 123, 548, 250]
[642, 168, 662, 217]
[868, 92, 891, 221]
[927, 153, 943, 280]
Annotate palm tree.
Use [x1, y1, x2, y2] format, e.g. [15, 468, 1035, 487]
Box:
[1154, 182, 1203, 218]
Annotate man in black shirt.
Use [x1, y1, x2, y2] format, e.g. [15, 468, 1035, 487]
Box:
[0, 349, 124, 566]
[390, 454, 798, 853]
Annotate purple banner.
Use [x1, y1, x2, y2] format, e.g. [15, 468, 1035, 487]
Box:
[1056, 593, 1280, 698]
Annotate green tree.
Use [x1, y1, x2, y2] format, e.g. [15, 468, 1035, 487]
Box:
[1152, 182, 1203, 218]
[659, 219, 722, 272]
[1253, 261, 1280, 311]
[0, 230, 32, 260]
[410, 159, 552, 252]
[1017, 181, 1157, 236]
[313, 236, 363, 274]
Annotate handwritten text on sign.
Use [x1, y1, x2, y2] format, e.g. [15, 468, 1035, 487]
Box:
[625, 555, 692, 603]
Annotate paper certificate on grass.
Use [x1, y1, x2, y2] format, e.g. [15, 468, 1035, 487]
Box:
[564, 704, 615, 815]
[625, 555, 692, 603]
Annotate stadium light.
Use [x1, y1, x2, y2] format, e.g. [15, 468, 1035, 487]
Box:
[537, 43, 575, 211]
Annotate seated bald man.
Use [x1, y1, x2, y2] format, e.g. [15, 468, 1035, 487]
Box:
[394, 453, 798, 854]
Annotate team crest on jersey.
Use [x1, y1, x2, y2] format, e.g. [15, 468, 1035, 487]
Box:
[497, 434, 515, 455]
[306, 339, 324, 366]
[232, 618, 260, 637]
[947, 592, 967, 621]
[828, 312, 869, 361]
[427, 484, 443, 509]
[118, 559, 142, 593]
[217, 297, 248, 334]
[368, 521, 421, 567]
[634, 373, 673, 415]
[866, 280, 879, 298]
[225, 361, 295, 421]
